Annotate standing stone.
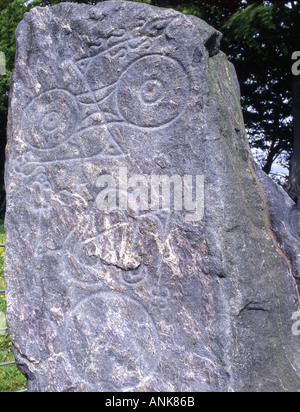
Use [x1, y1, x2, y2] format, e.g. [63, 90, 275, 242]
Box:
[5, 1, 300, 392]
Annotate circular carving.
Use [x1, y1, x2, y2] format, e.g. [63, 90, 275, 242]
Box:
[117, 55, 190, 128]
[41, 112, 61, 133]
[22, 90, 79, 150]
[139, 80, 163, 104]
[65, 292, 160, 388]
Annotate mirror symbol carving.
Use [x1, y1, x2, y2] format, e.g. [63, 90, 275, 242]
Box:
[14, 23, 193, 388]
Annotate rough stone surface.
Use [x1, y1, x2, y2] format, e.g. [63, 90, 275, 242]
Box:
[5, 1, 300, 392]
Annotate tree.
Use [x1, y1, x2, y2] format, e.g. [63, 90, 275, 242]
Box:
[224, 3, 298, 182]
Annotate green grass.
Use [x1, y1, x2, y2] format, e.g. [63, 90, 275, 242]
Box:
[0, 218, 27, 392]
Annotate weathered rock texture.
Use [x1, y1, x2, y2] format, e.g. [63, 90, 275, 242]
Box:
[5, 1, 300, 392]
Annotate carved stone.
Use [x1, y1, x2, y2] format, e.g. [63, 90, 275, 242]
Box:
[5, 1, 300, 392]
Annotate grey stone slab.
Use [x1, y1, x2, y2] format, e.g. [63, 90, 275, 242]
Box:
[5, 1, 300, 392]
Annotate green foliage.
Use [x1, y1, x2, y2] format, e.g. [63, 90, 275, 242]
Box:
[0, 219, 27, 392]
[222, 3, 276, 53]
[0, 0, 31, 112]
[0, 334, 27, 392]
[223, 3, 275, 30]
